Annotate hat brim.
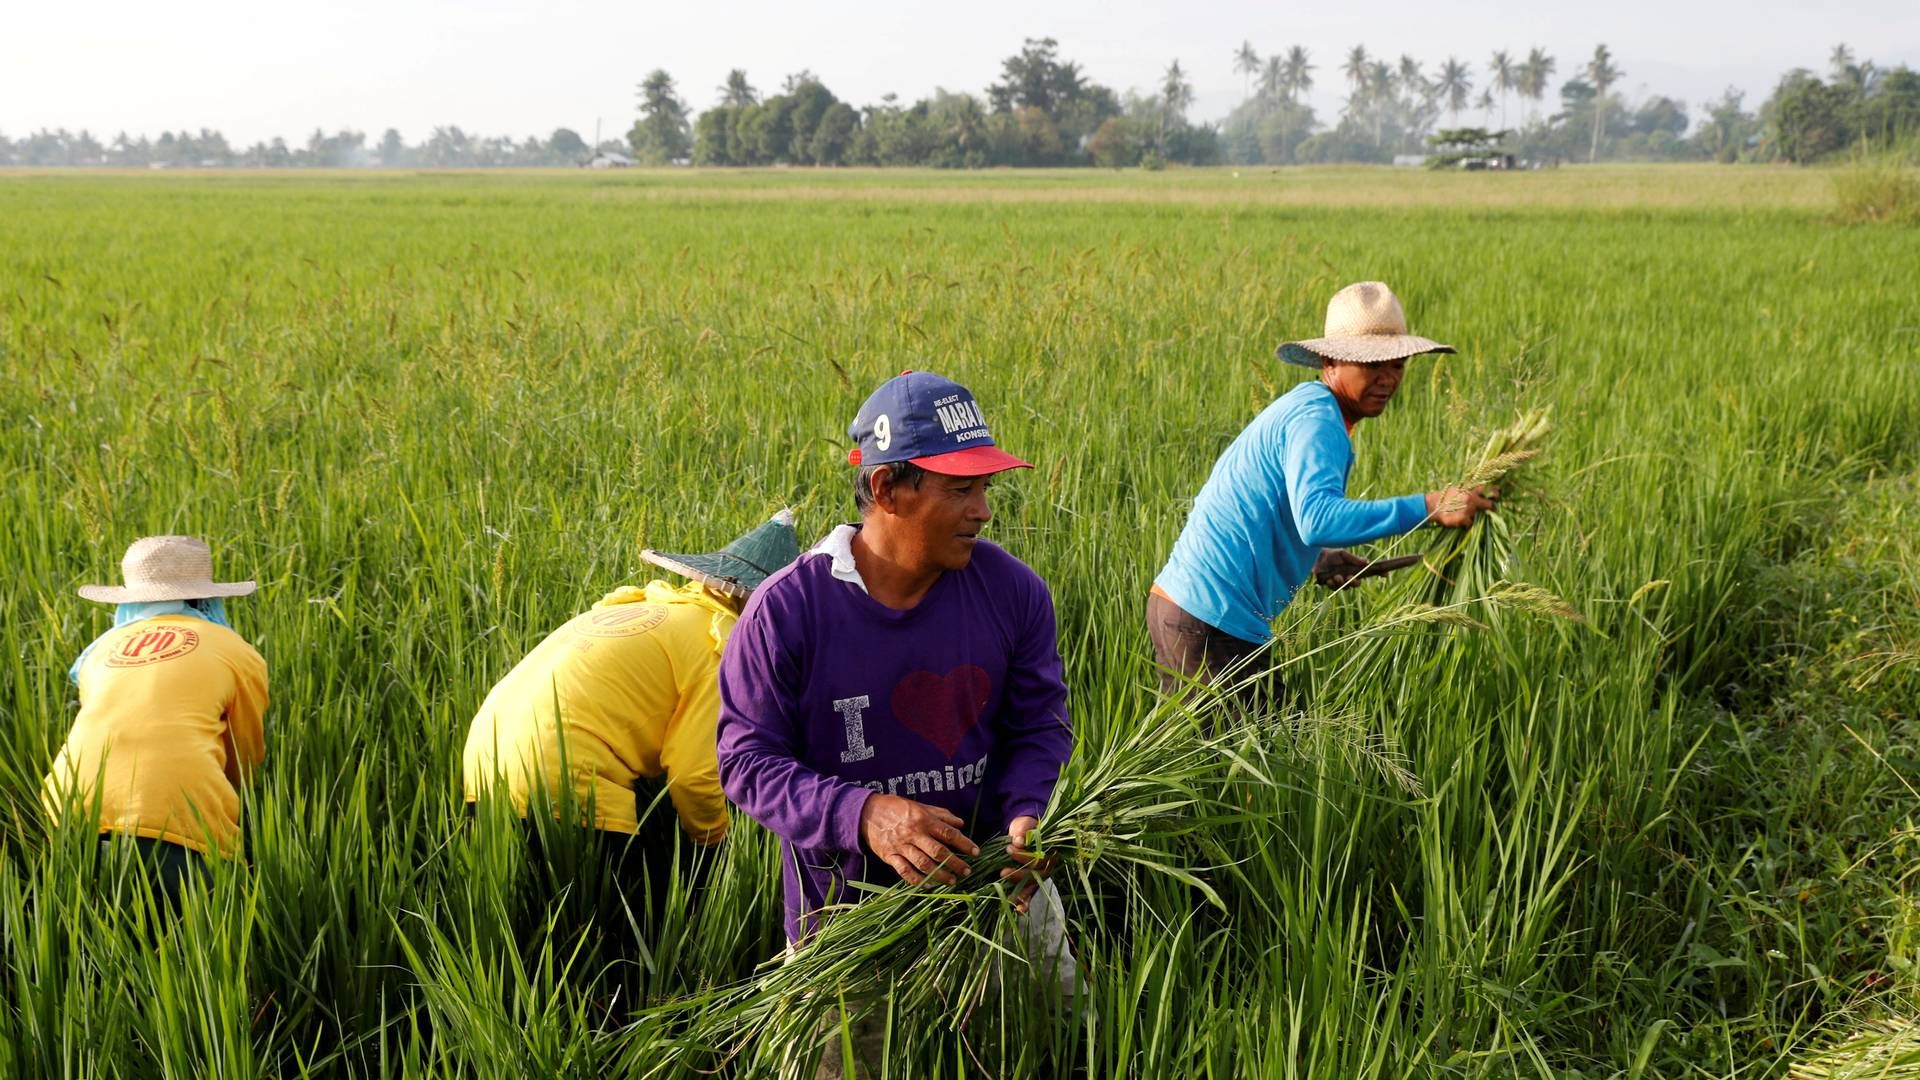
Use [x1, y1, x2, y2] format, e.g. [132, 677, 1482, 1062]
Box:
[639, 551, 761, 599]
[909, 445, 1033, 477]
[1277, 335, 1456, 368]
[77, 580, 257, 603]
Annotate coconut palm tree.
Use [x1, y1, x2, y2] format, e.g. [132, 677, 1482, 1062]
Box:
[1489, 50, 1515, 129]
[717, 69, 758, 108]
[1437, 57, 1473, 125]
[1585, 44, 1622, 162]
[1342, 45, 1370, 96]
[1283, 45, 1315, 103]
[1163, 59, 1196, 116]
[1828, 43, 1876, 92]
[1259, 56, 1285, 101]
[1829, 44, 1855, 82]
[1520, 47, 1556, 126]
[1399, 56, 1426, 92]
[1234, 41, 1261, 102]
[1365, 60, 1395, 147]
[1161, 59, 1195, 150]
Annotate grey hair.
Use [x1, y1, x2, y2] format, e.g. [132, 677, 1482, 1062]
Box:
[852, 461, 928, 515]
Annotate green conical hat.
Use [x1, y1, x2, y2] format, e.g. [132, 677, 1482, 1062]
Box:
[641, 510, 800, 599]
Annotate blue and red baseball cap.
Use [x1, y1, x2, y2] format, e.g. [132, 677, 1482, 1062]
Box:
[846, 371, 1032, 477]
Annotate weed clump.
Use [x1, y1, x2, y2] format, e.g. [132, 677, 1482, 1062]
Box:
[1833, 151, 1920, 225]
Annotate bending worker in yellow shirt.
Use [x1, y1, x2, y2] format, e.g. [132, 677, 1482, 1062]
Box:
[44, 535, 269, 907]
[462, 510, 799, 935]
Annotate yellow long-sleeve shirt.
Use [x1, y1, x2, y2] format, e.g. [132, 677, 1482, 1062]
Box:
[43, 614, 269, 856]
[462, 580, 737, 844]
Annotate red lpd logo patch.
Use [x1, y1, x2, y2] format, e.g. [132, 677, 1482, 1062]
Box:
[105, 625, 202, 668]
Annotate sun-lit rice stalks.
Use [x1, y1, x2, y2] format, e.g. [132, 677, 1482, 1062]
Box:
[1791, 1016, 1920, 1079]
[1851, 645, 1920, 691]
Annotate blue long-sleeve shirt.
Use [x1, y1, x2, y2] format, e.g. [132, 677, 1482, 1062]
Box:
[1155, 380, 1429, 644]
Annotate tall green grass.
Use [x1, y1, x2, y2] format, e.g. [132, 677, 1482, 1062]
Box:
[2, 167, 1917, 1076]
[1833, 145, 1920, 225]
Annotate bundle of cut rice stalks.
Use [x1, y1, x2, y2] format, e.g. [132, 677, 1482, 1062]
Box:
[1420, 407, 1581, 621]
[1286, 407, 1584, 706]
[620, 691, 1298, 1076]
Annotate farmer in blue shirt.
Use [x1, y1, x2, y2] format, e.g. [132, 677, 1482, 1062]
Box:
[1151, 281, 1496, 701]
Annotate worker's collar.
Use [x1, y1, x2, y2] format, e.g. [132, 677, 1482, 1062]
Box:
[811, 524, 869, 595]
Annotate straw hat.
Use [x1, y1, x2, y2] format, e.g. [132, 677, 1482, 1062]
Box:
[1276, 281, 1456, 367]
[77, 535, 257, 603]
[641, 510, 801, 600]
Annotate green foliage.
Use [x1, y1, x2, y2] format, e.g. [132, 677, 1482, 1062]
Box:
[1833, 150, 1920, 224]
[1770, 73, 1861, 163]
[1424, 127, 1512, 169]
[1, 168, 1919, 1076]
[686, 42, 1222, 170]
[1761, 64, 1920, 164]
[628, 69, 692, 165]
[9, 45, 1920, 172]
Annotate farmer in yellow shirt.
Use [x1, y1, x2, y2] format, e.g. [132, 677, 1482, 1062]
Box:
[43, 535, 269, 906]
[463, 510, 799, 925]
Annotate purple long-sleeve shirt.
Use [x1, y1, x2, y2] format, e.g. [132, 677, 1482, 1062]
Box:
[716, 527, 1072, 942]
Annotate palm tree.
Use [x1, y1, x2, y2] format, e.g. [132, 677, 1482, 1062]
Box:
[1365, 60, 1395, 147]
[1283, 45, 1315, 102]
[1163, 59, 1196, 115]
[1829, 44, 1855, 83]
[1342, 45, 1370, 96]
[1234, 41, 1261, 102]
[1437, 57, 1473, 125]
[1520, 47, 1556, 126]
[1161, 59, 1195, 150]
[1399, 55, 1428, 103]
[717, 69, 758, 108]
[1259, 56, 1285, 102]
[1489, 50, 1515, 129]
[1585, 44, 1622, 162]
[1477, 88, 1497, 127]
[1828, 43, 1876, 92]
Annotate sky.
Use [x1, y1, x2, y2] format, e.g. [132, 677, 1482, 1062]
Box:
[4, 1, 1916, 146]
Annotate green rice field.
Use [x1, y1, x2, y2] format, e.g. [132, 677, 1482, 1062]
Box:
[2, 165, 1918, 1077]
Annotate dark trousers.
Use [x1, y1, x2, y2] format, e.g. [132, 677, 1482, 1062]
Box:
[520, 815, 704, 933]
[99, 835, 201, 912]
[1146, 591, 1282, 722]
[493, 775, 714, 967]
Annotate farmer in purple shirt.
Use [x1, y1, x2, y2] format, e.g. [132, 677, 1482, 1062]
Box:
[716, 371, 1072, 944]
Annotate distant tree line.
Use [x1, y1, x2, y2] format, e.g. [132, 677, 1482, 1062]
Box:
[4, 40, 1915, 168]
[652, 40, 1219, 168]
[0, 125, 623, 168]
[1214, 41, 1919, 165]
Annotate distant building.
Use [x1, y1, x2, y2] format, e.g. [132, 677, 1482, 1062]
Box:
[1392, 154, 1429, 167]
[586, 150, 634, 169]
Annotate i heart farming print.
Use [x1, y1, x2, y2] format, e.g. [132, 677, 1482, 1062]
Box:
[890, 665, 992, 758]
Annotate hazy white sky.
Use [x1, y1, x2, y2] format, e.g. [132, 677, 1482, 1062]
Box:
[4, 1, 1915, 145]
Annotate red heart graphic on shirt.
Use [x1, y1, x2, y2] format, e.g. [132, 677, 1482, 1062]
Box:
[889, 665, 992, 759]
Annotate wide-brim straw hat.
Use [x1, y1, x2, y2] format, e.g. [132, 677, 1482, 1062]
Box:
[640, 510, 801, 600]
[77, 535, 257, 603]
[1277, 281, 1456, 367]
